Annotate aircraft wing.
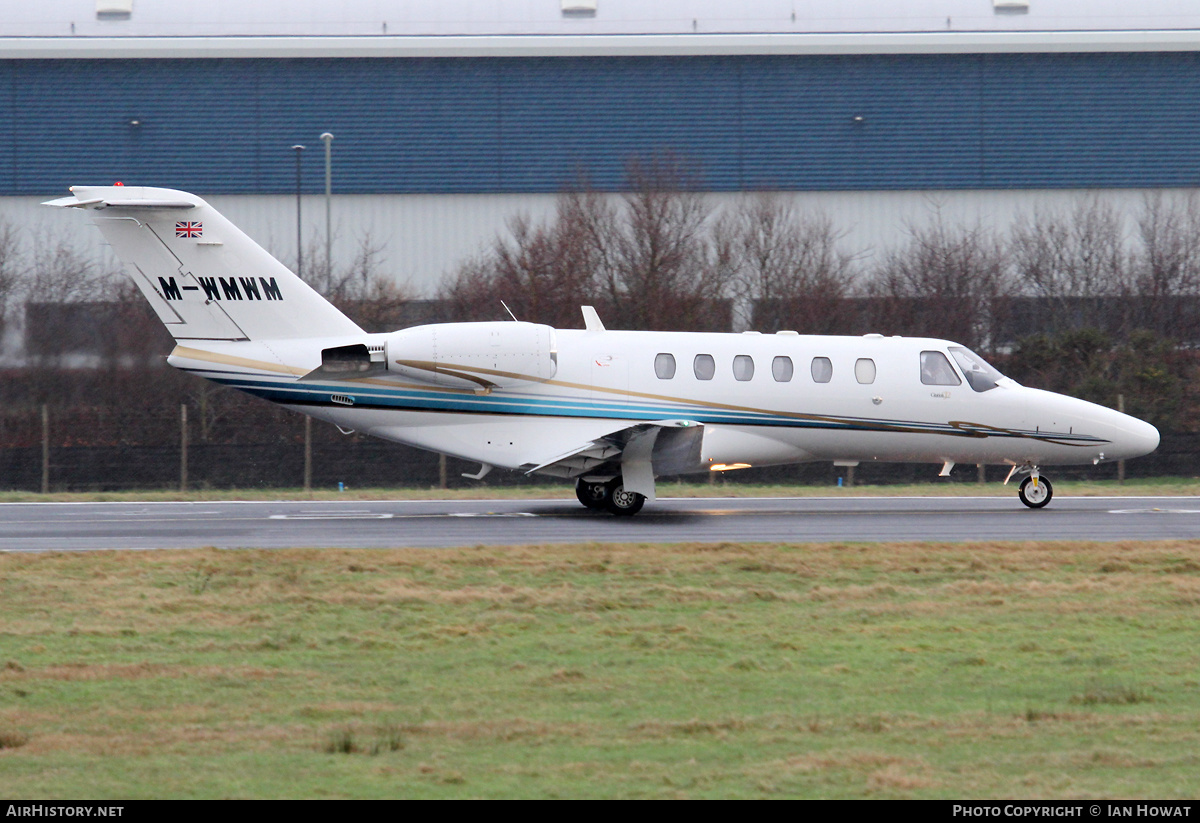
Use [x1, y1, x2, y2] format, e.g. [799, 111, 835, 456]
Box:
[522, 419, 704, 500]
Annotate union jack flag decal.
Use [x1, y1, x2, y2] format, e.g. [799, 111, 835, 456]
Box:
[176, 221, 202, 238]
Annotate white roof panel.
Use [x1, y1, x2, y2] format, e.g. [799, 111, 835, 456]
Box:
[1, 0, 1198, 38]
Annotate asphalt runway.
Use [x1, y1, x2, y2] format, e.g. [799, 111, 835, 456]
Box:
[1, 496, 1199, 552]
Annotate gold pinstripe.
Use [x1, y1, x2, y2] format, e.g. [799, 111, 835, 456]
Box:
[170, 345, 1097, 447]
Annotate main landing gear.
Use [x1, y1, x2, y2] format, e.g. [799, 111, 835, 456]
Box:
[575, 478, 646, 517]
[1006, 464, 1054, 509]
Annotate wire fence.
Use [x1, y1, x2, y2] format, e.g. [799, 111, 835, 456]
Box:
[1, 421, 1196, 493]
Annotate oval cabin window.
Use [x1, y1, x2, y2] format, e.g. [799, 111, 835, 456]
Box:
[732, 355, 755, 382]
[855, 358, 876, 384]
[772, 356, 793, 382]
[654, 353, 676, 380]
[811, 357, 833, 383]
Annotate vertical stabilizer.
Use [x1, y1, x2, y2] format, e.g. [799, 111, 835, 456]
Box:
[44, 186, 363, 341]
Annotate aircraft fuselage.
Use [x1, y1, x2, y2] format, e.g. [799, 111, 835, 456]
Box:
[166, 325, 1160, 480]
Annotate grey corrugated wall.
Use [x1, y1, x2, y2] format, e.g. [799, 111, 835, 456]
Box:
[3, 52, 1200, 195]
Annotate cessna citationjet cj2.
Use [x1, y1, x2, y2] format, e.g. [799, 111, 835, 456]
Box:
[47, 186, 1160, 515]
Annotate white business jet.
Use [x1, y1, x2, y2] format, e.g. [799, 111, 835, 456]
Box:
[47, 186, 1160, 515]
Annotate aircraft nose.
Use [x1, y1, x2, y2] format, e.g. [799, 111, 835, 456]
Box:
[1129, 417, 1160, 458]
[1109, 412, 1160, 459]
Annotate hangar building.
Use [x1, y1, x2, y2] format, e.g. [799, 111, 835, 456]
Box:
[2, 0, 1199, 315]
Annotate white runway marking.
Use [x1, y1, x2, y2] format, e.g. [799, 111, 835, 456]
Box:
[270, 513, 395, 520]
[1108, 508, 1200, 514]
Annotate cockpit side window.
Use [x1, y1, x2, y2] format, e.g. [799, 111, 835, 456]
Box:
[920, 351, 961, 386]
[949, 347, 1004, 393]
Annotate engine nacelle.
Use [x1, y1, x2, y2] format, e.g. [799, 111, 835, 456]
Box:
[384, 321, 558, 391]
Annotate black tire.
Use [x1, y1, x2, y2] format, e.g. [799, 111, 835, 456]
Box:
[575, 479, 609, 511]
[605, 480, 645, 516]
[1018, 476, 1053, 509]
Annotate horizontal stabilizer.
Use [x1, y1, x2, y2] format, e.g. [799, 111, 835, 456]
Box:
[44, 195, 196, 210]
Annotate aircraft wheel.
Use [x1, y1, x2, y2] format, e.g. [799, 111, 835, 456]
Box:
[1018, 476, 1053, 509]
[575, 479, 609, 511]
[605, 480, 645, 517]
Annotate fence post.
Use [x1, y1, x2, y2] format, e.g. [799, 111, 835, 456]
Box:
[304, 416, 313, 492]
[40, 404, 49, 494]
[977, 463, 986, 484]
[180, 404, 188, 493]
[438, 453, 447, 489]
[1117, 393, 1126, 485]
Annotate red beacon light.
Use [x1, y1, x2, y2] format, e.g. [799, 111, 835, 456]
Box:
[114, 181, 123, 186]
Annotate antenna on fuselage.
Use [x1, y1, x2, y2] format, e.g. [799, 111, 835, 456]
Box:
[501, 300, 519, 322]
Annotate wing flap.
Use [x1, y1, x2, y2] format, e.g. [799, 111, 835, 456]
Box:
[523, 419, 705, 500]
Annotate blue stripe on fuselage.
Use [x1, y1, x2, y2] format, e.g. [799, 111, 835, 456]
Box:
[181, 368, 1108, 445]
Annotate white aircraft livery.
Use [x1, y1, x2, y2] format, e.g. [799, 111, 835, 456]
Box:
[48, 186, 1161, 515]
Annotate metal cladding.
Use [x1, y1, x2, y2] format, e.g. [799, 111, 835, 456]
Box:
[4, 51, 1200, 195]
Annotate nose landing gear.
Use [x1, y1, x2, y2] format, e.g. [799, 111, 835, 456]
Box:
[1018, 474, 1053, 508]
[1005, 464, 1053, 508]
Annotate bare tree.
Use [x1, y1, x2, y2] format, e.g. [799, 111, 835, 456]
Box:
[21, 230, 122, 367]
[24, 229, 120, 304]
[0, 218, 22, 330]
[442, 155, 729, 332]
[1009, 197, 1128, 333]
[721, 193, 859, 333]
[591, 154, 727, 331]
[440, 253, 500, 322]
[441, 191, 605, 328]
[1125, 192, 1200, 342]
[300, 232, 415, 331]
[867, 214, 1009, 350]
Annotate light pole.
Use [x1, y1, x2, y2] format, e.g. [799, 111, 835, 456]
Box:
[291, 144, 305, 278]
[320, 132, 333, 279]
[292, 144, 313, 490]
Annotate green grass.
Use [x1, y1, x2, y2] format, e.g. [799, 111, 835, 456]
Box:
[2, 541, 1200, 798]
[1, 475, 1199, 503]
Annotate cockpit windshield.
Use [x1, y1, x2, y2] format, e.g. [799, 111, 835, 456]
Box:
[948, 347, 1005, 393]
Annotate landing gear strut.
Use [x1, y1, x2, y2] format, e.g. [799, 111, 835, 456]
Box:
[575, 478, 646, 516]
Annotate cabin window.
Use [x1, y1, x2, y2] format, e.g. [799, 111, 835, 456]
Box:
[949, 347, 1003, 392]
[694, 354, 716, 381]
[855, 358, 876, 384]
[654, 353, 676, 380]
[920, 351, 961, 386]
[733, 355, 755, 381]
[772, 356, 794, 382]
[811, 357, 833, 383]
